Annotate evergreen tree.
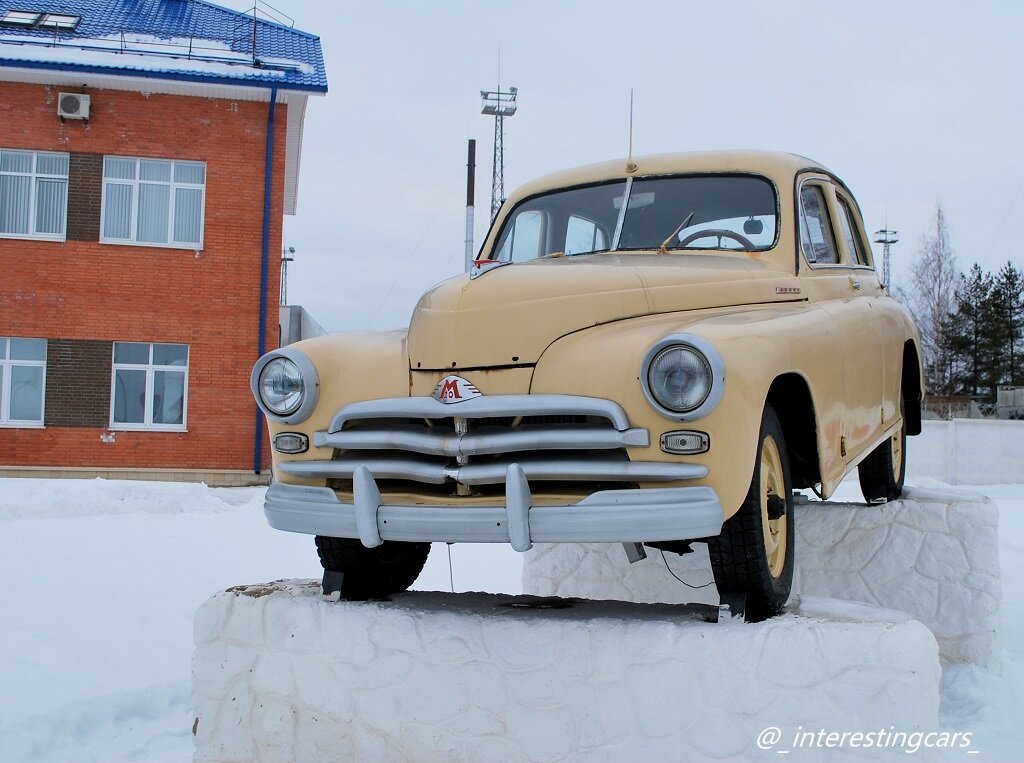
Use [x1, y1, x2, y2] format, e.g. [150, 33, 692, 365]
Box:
[949, 265, 996, 398]
[991, 261, 1024, 387]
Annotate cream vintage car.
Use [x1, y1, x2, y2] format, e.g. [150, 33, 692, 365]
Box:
[252, 150, 923, 620]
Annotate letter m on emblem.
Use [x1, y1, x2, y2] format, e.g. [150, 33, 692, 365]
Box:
[439, 379, 461, 400]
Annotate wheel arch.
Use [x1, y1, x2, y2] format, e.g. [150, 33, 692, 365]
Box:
[902, 340, 923, 436]
[765, 373, 821, 489]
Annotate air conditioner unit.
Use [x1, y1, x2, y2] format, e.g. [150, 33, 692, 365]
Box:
[57, 92, 90, 120]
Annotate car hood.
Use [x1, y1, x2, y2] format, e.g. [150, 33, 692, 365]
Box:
[407, 253, 802, 370]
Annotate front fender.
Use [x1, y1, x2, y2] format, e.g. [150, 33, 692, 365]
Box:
[261, 330, 410, 485]
[530, 304, 842, 516]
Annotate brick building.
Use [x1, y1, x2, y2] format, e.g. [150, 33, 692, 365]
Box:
[0, 0, 327, 484]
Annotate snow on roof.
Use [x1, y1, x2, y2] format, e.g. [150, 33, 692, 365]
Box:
[0, 0, 327, 93]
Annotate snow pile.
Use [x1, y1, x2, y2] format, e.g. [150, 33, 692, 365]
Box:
[0, 477, 264, 519]
[524, 485, 1000, 670]
[193, 583, 940, 763]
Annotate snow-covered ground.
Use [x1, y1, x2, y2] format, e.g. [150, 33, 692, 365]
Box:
[0, 476, 1020, 761]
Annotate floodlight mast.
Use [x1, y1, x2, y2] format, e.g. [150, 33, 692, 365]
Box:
[280, 245, 295, 305]
[873, 228, 899, 292]
[481, 85, 517, 221]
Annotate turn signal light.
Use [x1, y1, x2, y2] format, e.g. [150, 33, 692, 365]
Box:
[274, 433, 309, 454]
[660, 430, 710, 455]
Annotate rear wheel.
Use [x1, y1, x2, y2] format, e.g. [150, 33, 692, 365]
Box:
[315, 536, 430, 600]
[707, 405, 795, 621]
[858, 405, 906, 504]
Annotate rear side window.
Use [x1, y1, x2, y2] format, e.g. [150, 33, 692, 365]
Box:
[836, 197, 870, 266]
[799, 185, 838, 264]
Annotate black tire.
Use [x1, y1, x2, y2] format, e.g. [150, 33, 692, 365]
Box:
[707, 405, 795, 622]
[858, 404, 906, 504]
[315, 536, 430, 600]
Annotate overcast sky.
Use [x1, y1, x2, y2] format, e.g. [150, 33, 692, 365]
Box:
[254, 0, 1022, 333]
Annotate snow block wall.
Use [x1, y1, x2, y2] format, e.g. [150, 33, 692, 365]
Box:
[193, 582, 940, 763]
[523, 486, 1001, 671]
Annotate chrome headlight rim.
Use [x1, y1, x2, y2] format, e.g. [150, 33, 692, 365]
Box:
[641, 334, 725, 421]
[250, 347, 320, 425]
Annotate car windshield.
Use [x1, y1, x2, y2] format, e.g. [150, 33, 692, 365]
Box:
[491, 174, 778, 262]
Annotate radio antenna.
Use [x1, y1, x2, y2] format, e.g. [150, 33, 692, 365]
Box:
[626, 89, 637, 173]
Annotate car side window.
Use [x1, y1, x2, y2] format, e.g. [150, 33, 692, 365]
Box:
[799, 185, 839, 265]
[565, 214, 608, 256]
[836, 197, 870, 266]
[494, 210, 544, 262]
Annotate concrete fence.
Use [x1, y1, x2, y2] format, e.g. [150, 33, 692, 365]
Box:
[909, 419, 1024, 484]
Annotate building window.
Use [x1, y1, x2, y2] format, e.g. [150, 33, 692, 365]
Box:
[0, 11, 80, 30]
[38, 13, 81, 30]
[110, 342, 189, 430]
[0, 11, 41, 27]
[0, 337, 47, 426]
[0, 149, 69, 240]
[101, 157, 206, 249]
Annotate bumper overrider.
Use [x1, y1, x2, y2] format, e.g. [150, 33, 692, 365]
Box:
[263, 392, 725, 552]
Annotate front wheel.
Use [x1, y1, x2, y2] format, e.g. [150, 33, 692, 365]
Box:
[315, 536, 430, 600]
[707, 405, 795, 621]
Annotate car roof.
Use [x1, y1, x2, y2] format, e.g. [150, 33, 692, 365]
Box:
[508, 150, 834, 203]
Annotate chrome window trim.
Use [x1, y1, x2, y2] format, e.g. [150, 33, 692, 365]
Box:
[609, 175, 632, 250]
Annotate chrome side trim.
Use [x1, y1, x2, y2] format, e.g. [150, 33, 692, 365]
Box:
[327, 395, 632, 433]
[264, 477, 724, 547]
[312, 426, 649, 455]
[276, 457, 708, 484]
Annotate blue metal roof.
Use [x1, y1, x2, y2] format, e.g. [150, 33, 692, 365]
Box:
[0, 0, 327, 92]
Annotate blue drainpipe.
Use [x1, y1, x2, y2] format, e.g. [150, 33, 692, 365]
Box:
[254, 86, 278, 475]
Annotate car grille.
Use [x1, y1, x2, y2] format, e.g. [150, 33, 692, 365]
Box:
[275, 394, 706, 493]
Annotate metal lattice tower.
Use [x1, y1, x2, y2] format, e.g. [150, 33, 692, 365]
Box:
[873, 228, 898, 291]
[279, 246, 294, 305]
[481, 86, 517, 221]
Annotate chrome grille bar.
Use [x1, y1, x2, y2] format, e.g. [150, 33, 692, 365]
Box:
[312, 425, 649, 457]
[277, 457, 707, 484]
[327, 394, 632, 432]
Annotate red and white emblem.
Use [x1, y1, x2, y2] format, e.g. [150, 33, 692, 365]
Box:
[432, 375, 482, 404]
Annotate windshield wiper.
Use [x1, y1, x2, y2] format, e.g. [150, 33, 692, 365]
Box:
[658, 211, 695, 254]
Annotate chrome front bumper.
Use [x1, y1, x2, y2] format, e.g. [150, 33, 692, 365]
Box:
[264, 464, 724, 552]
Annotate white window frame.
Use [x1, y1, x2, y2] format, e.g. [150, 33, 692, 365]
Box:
[100, 156, 206, 250]
[0, 11, 41, 26]
[109, 342, 189, 432]
[0, 149, 69, 242]
[38, 13, 81, 30]
[0, 337, 47, 428]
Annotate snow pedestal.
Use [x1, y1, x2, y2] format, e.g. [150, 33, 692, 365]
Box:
[523, 486, 1001, 671]
[193, 581, 940, 763]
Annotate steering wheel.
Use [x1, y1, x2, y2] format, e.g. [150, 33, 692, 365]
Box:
[677, 228, 756, 250]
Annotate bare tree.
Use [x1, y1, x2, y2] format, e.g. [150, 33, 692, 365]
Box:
[893, 205, 959, 394]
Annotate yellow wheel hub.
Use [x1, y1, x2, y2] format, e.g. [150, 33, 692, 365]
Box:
[759, 435, 787, 578]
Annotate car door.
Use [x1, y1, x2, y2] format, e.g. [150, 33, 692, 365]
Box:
[795, 175, 885, 464]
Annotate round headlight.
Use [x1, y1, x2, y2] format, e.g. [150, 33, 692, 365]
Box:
[647, 345, 713, 412]
[259, 357, 304, 416]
